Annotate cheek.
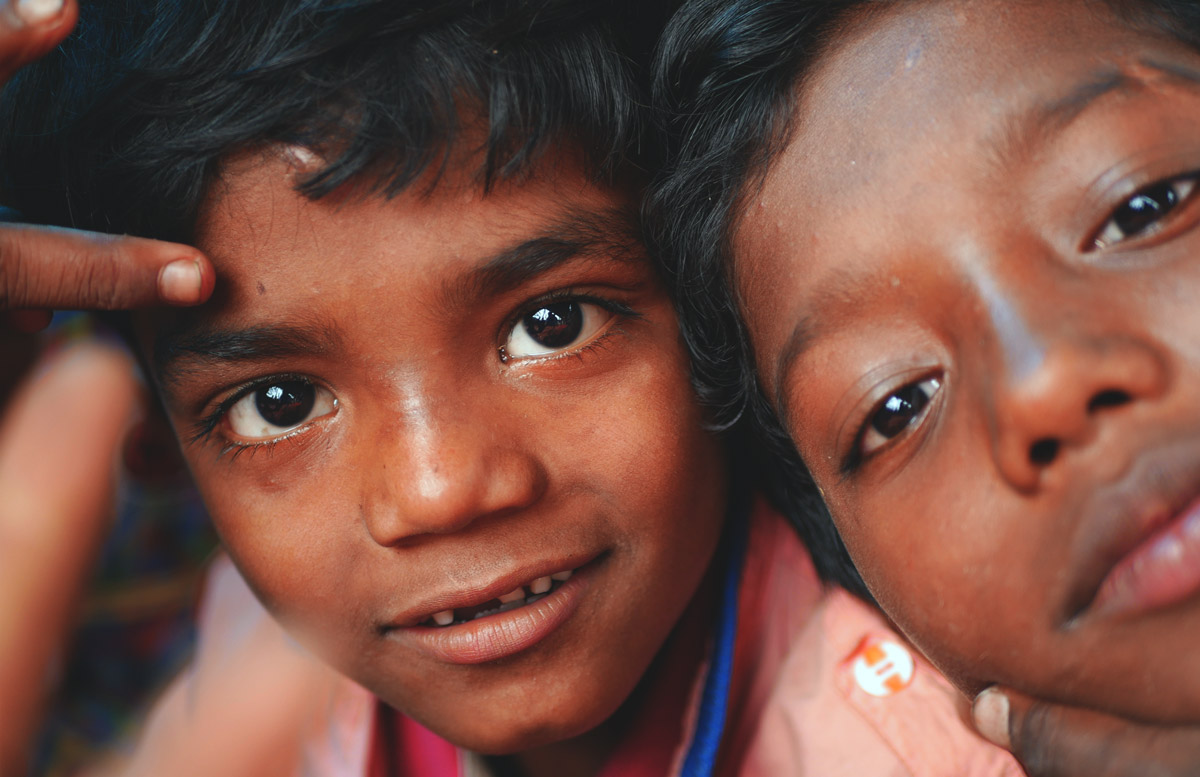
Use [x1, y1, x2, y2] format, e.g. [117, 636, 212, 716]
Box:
[828, 483, 1036, 687]
[191, 461, 365, 628]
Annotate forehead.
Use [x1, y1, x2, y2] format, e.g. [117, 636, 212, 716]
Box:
[144, 148, 642, 386]
[201, 149, 633, 298]
[780, 0, 1170, 178]
[735, 0, 1200, 383]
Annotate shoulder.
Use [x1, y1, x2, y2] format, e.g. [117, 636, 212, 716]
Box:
[735, 505, 1023, 777]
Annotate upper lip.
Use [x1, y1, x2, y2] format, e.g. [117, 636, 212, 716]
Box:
[1064, 437, 1200, 623]
[382, 551, 600, 629]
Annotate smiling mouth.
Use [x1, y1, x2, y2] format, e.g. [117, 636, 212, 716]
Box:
[424, 569, 574, 627]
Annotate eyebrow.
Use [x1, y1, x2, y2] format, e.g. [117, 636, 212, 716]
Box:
[152, 204, 643, 392]
[991, 59, 1200, 167]
[772, 313, 820, 425]
[445, 204, 644, 307]
[153, 321, 343, 392]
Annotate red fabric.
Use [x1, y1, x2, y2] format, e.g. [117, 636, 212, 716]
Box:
[368, 706, 458, 777]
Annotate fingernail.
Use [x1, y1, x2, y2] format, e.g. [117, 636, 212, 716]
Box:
[13, 0, 65, 25]
[972, 687, 1011, 748]
[158, 258, 203, 304]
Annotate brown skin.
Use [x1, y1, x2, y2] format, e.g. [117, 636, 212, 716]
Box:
[136, 148, 727, 777]
[736, 0, 1200, 724]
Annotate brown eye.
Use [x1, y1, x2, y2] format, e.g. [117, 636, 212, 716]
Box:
[256, 381, 314, 427]
[503, 300, 616, 361]
[523, 302, 583, 349]
[226, 379, 336, 439]
[1094, 176, 1196, 249]
[860, 377, 941, 456]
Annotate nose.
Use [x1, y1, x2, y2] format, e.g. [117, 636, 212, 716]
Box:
[360, 390, 547, 546]
[990, 334, 1168, 491]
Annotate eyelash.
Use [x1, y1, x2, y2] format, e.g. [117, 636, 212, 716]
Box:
[840, 374, 942, 475]
[188, 373, 321, 459]
[1089, 171, 1200, 251]
[499, 288, 642, 364]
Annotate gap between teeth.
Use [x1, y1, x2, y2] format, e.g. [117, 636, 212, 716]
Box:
[429, 570, 573, 626]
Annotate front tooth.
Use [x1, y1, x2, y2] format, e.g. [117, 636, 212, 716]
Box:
[530, 576, 552, 595]
[551, 570, 572, 582]
[499, 587, 525, 604]
[432, 610, 454, 626]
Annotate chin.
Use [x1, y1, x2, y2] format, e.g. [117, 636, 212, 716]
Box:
[423, 708, 601, 755]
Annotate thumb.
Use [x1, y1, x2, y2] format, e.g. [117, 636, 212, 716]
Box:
[973, 686, 1200, 777]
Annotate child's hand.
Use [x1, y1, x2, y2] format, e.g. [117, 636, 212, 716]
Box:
[0, 0, 214, 334]
[974, 686, 1200, 776]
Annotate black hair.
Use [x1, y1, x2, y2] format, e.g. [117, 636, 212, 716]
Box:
[646, 0, 1200, 599]
[0, 0, 670, 244]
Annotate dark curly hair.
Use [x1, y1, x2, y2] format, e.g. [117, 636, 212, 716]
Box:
[0, 0, 670, 243]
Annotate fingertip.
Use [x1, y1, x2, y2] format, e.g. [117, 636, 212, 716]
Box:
[157, 254, 214, 306]
[0, 0, 77, 93]
[972, 687, 1012, 749]
[11, 0, 67, 27]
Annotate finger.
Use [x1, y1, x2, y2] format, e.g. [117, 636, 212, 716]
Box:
[0, 224, 215, 310]
[0, 343, 139, 776]
[0, 0, 77, 83]
[974, 686, 1200, 777]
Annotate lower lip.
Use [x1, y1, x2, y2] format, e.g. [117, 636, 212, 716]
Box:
[1090, 495, 1200, 619]
[387, 567, 590, 665]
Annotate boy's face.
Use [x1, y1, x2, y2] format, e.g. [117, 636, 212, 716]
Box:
[139, 150, 727, 750]
[736, 0, 1200, 721]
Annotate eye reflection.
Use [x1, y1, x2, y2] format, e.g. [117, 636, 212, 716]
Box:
[860, 377, 941, 456]
[1093, 176, 1197, 249]
[226, 379, 336, 439]
[504, 300, 615, 360]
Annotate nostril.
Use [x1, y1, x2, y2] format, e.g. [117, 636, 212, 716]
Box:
[1030, 438, 1060, 466]
[1088, 389, 1131, 413]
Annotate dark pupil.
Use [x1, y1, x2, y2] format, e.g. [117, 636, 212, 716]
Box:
[523, 302, 582, 348]
[870, 384, 931, 439]
[1115, 182, 1178, 237]
[255, 380, 314, 427]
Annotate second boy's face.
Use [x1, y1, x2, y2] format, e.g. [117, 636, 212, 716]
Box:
[139, 151, 727, 750]
[737, 0, 1200, 721]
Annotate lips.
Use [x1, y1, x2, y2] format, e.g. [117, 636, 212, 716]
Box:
[426, 569, 575, 626]
[1069, 444, 1200, 623]
[382, 555, 599, 665]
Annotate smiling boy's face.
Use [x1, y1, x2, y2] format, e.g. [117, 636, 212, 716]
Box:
[137, 149, 727, 751]
[736, 0, 1200, 722]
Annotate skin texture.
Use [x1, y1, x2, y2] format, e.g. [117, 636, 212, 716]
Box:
[137, 148, 727, 771]
[736, 0, 1200, 724]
